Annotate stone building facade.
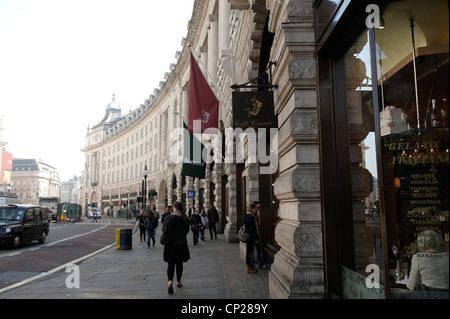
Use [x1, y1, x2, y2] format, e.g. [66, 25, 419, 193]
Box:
[82, 0, 449, 299]
[11, 158, 60, 204]
[82, 0, 323, 298]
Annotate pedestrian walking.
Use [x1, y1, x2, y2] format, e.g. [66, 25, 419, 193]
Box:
[92, 210, 98, 223]
[137, 209, 147, 242]
[189, 209, 202, 245]
[152, 205, 160, 221]
[200, 208, 208, 241]
[188, 205, 195, 219]
[161, 206, 171, 225]
[243, 202, 258, 274]
[163, 201, 190, 294]
[250, 201, 267, 270]
[152, 205, 160, 236]
[207, 204, 219, 240]
[144, 211, 158, 248]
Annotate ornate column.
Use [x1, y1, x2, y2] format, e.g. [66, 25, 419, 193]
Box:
[160, 112, 168, 161]
[176, 174, 183, 204]
[203, 164, 211, 211]
[207, 14, 218, 83]
[213, 162, 223, 232]
[194, 177, 201, 211]
[219, 0, 231, 56]
[269, 0, 325, 298]
[186, 176, 194, 211]
[182, 86, 189, 124]
[245, 164, 259, 205]
[224, 162, 237, 243]
[167, 177, 173, 207]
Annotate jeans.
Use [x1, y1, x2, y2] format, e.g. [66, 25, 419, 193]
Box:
[199, 226, 205, 240]
[251, 239, 265, 268]
[146, 229, 155, 247]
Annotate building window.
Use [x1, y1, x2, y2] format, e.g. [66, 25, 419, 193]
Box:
[342, 29, 385, 299]
[340, 0, 449, 299]
[373, 0, 449, 298]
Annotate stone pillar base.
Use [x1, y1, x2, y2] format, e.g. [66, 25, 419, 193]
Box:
[224, 222, 238, 243]
[269, 249, 324, 299]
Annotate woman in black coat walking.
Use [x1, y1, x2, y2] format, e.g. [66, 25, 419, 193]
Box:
[189, 209, 202, 246]
[163, 201, 190, 294]
[137, 209, 147, 242]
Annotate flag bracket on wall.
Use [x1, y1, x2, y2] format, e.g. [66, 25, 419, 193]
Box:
[230, 61, 278, 91]
[230, 11, 278, 92]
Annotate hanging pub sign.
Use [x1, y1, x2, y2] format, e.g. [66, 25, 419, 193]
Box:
[232, 91, 277, 130]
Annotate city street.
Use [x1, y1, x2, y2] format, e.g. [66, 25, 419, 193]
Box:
[0, 219, 133, 291]
[0, 216, 270, 301]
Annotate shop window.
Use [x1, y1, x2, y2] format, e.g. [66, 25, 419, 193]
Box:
[342, 0, 448, 299]
[374, 0, 449, 298]
[344, 30, 385, 299]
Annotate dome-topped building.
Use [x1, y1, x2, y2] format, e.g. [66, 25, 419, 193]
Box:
[96, 94, 123, 127]
[84, 94, 124, 149]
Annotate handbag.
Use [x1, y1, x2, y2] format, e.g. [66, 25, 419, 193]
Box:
[160, 217, 170, 245]
[236, 225, 249, 243]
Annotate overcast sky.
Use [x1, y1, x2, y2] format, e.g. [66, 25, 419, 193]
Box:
[0, 0, 195, 181]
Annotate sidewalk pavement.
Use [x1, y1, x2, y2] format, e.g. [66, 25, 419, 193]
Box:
[0, 217, 270, 299]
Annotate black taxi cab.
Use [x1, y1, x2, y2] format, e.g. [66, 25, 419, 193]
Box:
[0, 204, 50, 249]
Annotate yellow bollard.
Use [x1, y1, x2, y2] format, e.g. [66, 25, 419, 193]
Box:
[115, 229, 132, 250]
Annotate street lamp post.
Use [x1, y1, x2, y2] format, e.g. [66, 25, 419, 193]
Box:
[126, 186, 130, 219]
[143, 165, 148, 211]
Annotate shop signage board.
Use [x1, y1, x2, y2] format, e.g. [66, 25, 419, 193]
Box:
[232, 91, 277, 130]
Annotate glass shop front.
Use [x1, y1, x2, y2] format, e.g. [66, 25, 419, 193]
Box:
[316, 0, 448, 298]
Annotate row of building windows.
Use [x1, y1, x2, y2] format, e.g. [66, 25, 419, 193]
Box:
[102, 155, 158, 185]
[103, 138, 158, 169]
[106, 134, 158, 156]
[106, 119, 159, 155]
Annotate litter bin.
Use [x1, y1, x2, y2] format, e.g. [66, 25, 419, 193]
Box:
[116, 228, 132, 250]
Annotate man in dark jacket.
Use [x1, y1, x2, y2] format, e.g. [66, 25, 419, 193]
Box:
[144, 211, 158, 248]
[161, 206, 171, 225]
[207, 204, 219, 240]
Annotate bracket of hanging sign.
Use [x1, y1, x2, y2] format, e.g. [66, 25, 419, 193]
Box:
[230, 61, 278, 90]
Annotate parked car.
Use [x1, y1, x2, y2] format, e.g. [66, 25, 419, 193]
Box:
[0, 204, 50, 249]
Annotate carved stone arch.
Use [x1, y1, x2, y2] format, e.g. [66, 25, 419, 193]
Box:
[90, 191, 98, 207]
